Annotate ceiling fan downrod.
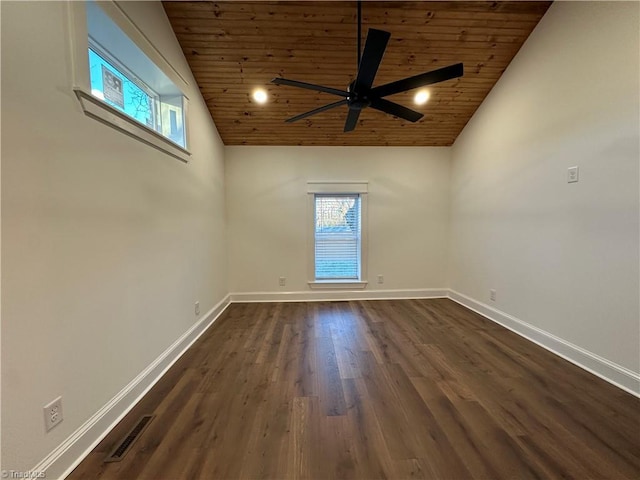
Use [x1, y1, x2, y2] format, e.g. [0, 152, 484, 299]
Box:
[357, 0, 362, 69]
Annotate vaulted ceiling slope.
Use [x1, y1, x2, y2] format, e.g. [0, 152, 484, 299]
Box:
[163, 1, 551, 146]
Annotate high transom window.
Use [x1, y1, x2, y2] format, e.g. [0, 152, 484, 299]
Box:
[70, 0, 191, 161]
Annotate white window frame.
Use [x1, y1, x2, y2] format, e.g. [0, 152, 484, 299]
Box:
[307, 182, 369, 290]
[67, 0, 191, 162]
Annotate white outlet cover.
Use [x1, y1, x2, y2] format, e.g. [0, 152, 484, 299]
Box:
[44, 396, 63, 432]
[195, 301, 200, 315]
[567, 166, 579, 183]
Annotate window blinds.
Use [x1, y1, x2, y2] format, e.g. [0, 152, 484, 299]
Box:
[314, 194, 361, 280]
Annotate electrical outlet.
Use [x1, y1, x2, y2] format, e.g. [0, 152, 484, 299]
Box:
[195, 301, 200, 316]
[490, 289, 496, 302]
[44, 396, 63, 432]
[567, 166, 579, 183]
[377, 274, 384, 284]
[279, 277, 286, 287]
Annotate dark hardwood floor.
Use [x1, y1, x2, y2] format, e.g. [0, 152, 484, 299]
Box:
[69, 299, 640, 479]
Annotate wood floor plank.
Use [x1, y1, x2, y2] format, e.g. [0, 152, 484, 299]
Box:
[348, 301, 387, 364]
[358, 350, 423, 460]
[281, 304, 319, 398]
[286, 395, 315, 480]
[271, 322, 292, 383]
[315, 332, 347, 417]
[318, 415, 357, 478]
[236, 378, 291, 479]
[373, 362, 474, 479]
[342, 377, 394, 479]
[69, 299, 640, 480]
[411, 376, 502, 479]
[447, 399, 548, 479]
[330, 326, 361, 380]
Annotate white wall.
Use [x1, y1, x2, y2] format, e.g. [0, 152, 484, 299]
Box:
[1, 0, 227, 471]
[226, 146, 450, 294]
[449, 2, 639, 374]
[2, 0, 638, 474]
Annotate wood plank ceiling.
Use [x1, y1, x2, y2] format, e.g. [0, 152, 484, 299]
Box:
[163, 1, 552, 146]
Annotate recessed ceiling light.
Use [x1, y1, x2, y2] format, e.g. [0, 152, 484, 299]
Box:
[252, 88, 268, 104]
[414, 89, 430, 105]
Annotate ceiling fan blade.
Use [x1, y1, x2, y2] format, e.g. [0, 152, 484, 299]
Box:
[370, 63, 464, 98]
[354, 28, 391, 91]
[370, 98, 423, 122]
[285, 99, 348, 123]
[272, 78, 348, 97]
[343, 108, 362, 132]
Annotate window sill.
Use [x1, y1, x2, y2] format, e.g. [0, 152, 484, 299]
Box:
[308, 281, 368, 290]
[74, 88, 191, 163]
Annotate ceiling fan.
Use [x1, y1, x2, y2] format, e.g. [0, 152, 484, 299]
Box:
[271, 1, 464, 132]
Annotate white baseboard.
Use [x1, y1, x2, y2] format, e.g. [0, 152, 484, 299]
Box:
[448, 290, 640, 398]
[229, 288, 449, 303]
[34, 294, 231, 480]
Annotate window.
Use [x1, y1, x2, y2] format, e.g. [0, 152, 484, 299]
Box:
[88, 47, 158, 129]
[315, 195, 361, 280]
[69, 0, 190, 161]
[308, 183, 368, 289]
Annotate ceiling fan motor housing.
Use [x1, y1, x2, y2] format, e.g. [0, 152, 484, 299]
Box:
[347, 81, 371, 110]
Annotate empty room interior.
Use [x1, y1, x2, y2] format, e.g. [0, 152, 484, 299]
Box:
[1, 0, 639, 479]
